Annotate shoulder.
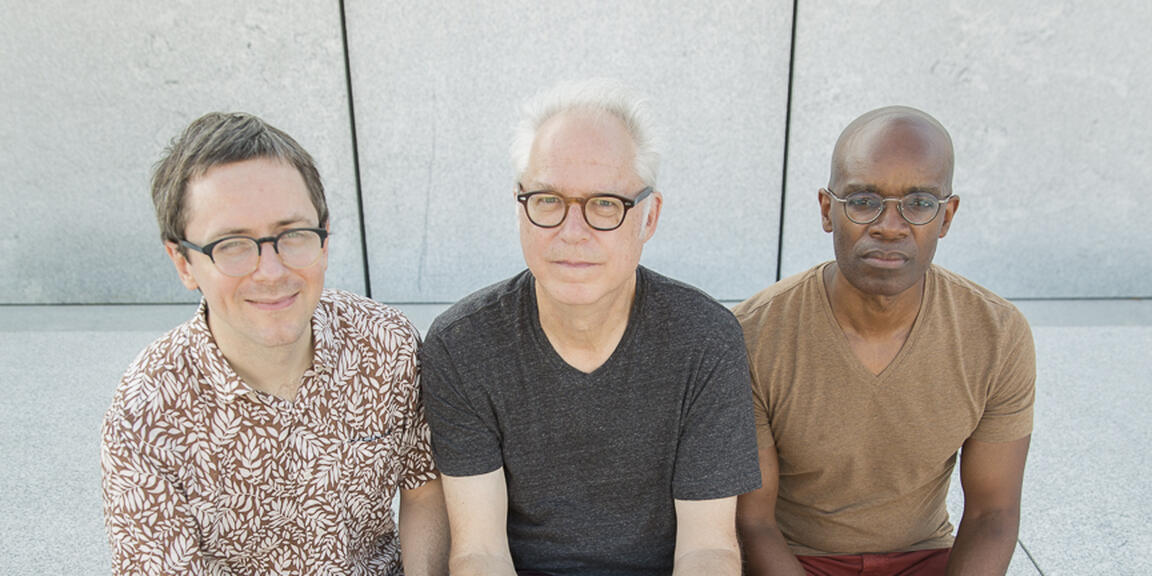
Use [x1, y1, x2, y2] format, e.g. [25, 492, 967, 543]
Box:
[103, 319, 200, 445]
[732, 264, 824, 329]
[425, 271, 529, 343]
[637, 267, 746, 348]
[641, 267, 734, 319]
[929, 266, 1030, 335]
[319, 288, 420, 344]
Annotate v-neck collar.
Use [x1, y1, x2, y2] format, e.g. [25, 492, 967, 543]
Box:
[815, 262, 933, 384]
[525, 268, 646, 379]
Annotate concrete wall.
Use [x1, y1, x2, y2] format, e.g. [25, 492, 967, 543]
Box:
[780, 1, 1152, 298]
[346, 1, 793, 302]
[3, 1, 1149, 306]
[1, 1, 366, 304]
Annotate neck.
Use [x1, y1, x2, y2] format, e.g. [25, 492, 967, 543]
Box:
[823, 263, 925, 339]
[535, 274, 636, 374]
[209, 317, 314, 402]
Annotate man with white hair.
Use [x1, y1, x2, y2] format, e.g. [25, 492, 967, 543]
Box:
[421, 79, 760, 575]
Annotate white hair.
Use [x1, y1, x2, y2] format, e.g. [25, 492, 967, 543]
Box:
[510, 78, 662, 188]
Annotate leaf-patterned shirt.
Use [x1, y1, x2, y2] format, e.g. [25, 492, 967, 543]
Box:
[101, 289, 436, 575]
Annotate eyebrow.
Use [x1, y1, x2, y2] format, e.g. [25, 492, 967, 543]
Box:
[208, 216, 316, 239]
[905, 186, 943, 196]
[840, 184, 943, 197]
[521, 182, 632, 198]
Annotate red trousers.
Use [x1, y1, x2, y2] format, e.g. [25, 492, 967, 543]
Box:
[797, 548, 951, 576]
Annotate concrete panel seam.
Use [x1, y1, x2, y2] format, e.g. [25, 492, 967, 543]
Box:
[1018, 539, 1046, 576]
[339, 0, 372, 298]
[776, 0, 800, 282]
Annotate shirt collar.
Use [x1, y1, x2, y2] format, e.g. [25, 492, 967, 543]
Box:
[309, 292, 338, 375]
[186, 298, 250, 402]
[186, 293, 337, 402]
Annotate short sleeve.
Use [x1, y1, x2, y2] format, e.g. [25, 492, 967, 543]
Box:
[742, 323, 777, 452]
[749, 372, 776, 452]
[671, 320, 762, 500]
[420, 327, 505, 477]
[390, 321, 438, 491]
[101, 413, 208, 576]
[971, 312, 1036, 442]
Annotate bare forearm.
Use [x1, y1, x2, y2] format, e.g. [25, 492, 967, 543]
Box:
[440, 470, 516, 576]
[399, 513, 449, 575]
[672, 548, 742, 576]
[739, 523, 806, 576]
[399, 481, 450, 576]
[947, 511, 1020, 576]
[449, 553, 518, 576]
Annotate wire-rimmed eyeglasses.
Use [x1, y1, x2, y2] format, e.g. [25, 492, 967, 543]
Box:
[822, 188, 954, 226]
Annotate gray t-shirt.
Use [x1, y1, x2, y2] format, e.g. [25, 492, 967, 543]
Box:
[422, 267, 760, 575]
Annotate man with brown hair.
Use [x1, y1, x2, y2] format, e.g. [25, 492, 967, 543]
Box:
[736, 106, 1035, 576]
[101, 112, 448, 575]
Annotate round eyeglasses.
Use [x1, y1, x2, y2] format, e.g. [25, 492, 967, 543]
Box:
[822, 188, 954, 226]
[180, 227, 328, 277]
[516, 184, 653, 231]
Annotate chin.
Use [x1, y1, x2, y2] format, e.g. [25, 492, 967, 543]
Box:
[248, 317, 313, 348]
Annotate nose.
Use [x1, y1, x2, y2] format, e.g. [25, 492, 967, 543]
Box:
[869, 199, 909, 239]
[251, 240, 288, 279]
[556, 201, 593, 241]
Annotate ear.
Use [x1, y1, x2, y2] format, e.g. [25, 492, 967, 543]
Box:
[639, 190, 663, 243]
[937, 195, 959, 238]
[819, 189, 834, 233]
[165, 241, 200, 291]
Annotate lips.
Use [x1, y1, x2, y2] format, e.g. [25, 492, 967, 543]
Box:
[246, 292, 298, 311]
[553, 260, 597, 268]
[860, 250, 910, 269]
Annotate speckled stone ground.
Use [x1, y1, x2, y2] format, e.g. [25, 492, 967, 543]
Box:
[2, 300, 1148, 575]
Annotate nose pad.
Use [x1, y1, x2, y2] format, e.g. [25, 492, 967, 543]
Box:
[557, 202, 592, 237]
[870, 200, 909, 235]
[252, 241, 288, 278]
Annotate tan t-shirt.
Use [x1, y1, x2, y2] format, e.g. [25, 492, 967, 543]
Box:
[733, 263, 1035, 556]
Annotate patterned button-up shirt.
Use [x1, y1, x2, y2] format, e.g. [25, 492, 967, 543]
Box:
[101, 289, 436, 576]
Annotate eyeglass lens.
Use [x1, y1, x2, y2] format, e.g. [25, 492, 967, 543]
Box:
[525, 194, 628, 230]
[212, 230, 324, 277]
[843, 192, 942, 225]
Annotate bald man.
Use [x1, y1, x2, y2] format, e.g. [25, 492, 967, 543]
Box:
[734, 107, 1035, 576]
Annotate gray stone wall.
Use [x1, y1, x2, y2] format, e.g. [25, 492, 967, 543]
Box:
[780, 1, 1152, 298]
[3, 1, 1148, 305]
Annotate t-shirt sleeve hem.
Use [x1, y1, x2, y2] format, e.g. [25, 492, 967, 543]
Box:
[672, 476, 762, 501]
[969, 408, 1034, 443]
[435, 458, 504, 479]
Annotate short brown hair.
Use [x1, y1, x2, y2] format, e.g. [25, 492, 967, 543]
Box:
[151, 112, 328, 248]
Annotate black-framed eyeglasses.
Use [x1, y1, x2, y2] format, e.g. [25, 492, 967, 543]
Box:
[516, 184, 653, 231]
[180, 227, 329, 277]
[822, 188, 954, 226]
